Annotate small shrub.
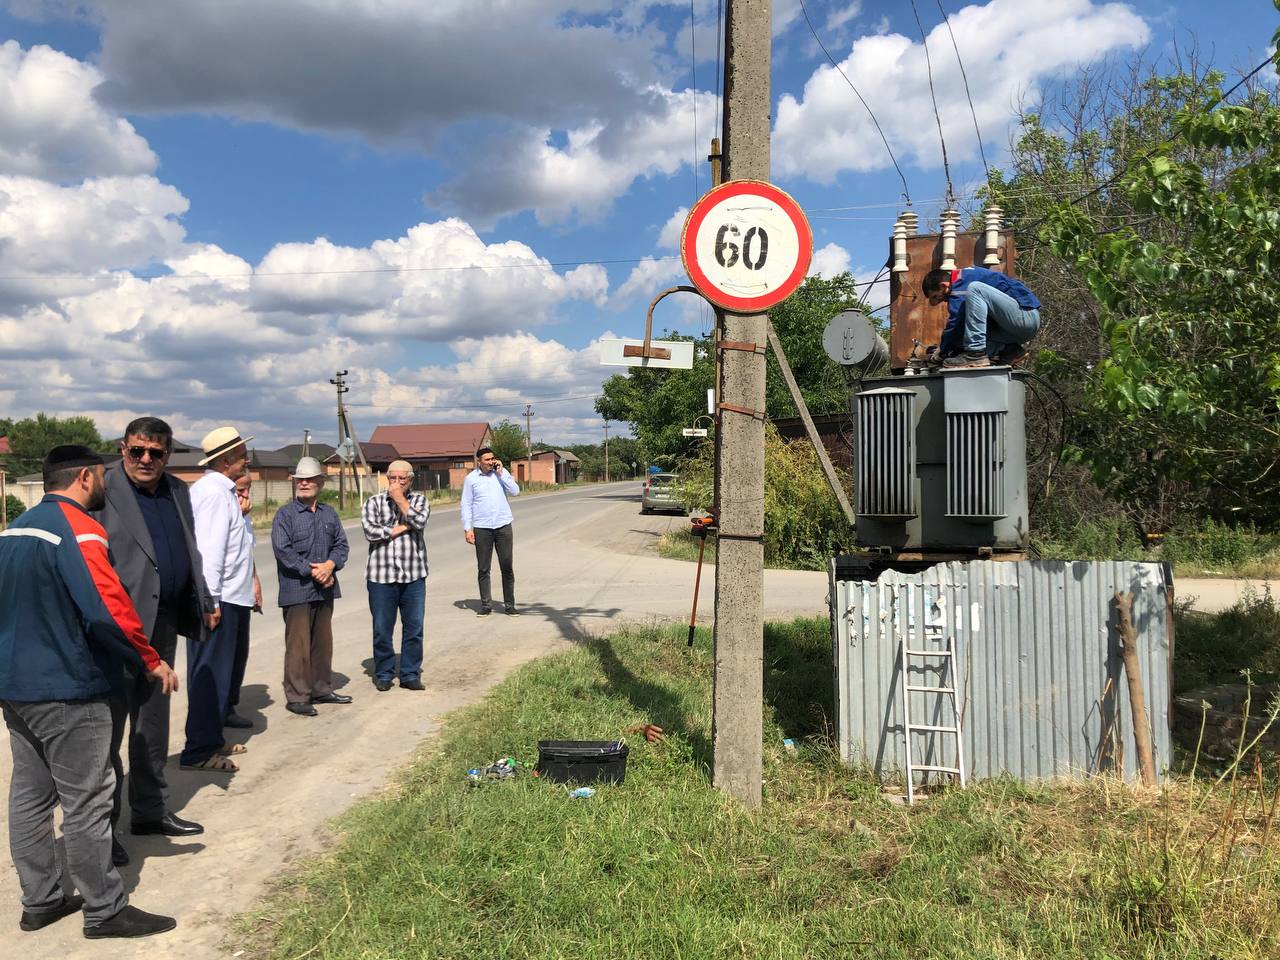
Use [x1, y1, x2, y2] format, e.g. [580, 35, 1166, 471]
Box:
[3, 494, 25, 523]
[1174, 586, 1280, 692]
[676, 423, 853, 570]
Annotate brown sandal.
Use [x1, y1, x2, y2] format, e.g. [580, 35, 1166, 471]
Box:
[181, 755, 238, 773]
[216, 743, 247, 756]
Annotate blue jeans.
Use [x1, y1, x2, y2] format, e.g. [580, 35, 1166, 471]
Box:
[367, 579, 425, 682]
[962, 281, 1041, 355]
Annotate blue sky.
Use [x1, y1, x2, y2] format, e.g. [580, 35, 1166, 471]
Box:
[0, 0, 1276, 447]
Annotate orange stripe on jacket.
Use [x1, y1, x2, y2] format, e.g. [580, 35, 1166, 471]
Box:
[57, 501, 161, 673]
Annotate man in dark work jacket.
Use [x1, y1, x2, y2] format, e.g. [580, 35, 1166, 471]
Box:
[92, 417, 215, 864]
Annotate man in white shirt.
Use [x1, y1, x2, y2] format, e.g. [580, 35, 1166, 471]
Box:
[180, 426, 255, 773]
[460, 446, 520, 616]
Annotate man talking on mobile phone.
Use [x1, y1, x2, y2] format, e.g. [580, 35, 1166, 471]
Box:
[460, 446, 520, 616]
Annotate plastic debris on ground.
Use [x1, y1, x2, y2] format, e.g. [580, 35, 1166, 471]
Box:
[466, 757, 523, 783]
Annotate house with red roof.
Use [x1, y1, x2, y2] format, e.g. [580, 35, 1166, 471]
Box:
[367, 422, 492, 490]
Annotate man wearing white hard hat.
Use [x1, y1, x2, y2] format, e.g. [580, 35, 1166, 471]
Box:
[180, 427, 254, 773]
[270, 458, 350, 717]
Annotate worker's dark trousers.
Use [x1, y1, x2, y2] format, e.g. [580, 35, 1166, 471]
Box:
[110, 608, 179, 826]
[474, 524, 515, 612]
[181, 603, 249, 765]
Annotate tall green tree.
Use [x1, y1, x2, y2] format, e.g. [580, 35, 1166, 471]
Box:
[596, 273, 871, 463]
[487, 418, 529, 466]
[991, 35, 1280, 531]
[1, 413, 111, 477]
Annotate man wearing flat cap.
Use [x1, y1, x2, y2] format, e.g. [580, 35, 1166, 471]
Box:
[1, 446, 178, 938]
[271, 457, 351, 717]
[180, 427, 254, 773]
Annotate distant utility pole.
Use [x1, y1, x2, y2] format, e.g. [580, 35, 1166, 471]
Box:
[330, 370, 350, 508]
[712, 0, 771, 809]
[603, 420, 610, 482]
[302, 428, 311, 458]
[523, 403, 534, 480]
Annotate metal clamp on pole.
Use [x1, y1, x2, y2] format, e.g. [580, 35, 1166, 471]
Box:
[717, 402, 766, 420]
[716, 339, 766, 355]
[717, 531, 765, 542]
[624, 285, 707, 361]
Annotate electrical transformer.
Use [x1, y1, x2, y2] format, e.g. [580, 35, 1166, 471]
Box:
[852, 365, 1029, 556]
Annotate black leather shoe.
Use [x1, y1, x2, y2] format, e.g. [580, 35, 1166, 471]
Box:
[374, 679, 392, 691]
[311, 693, 353, 704]
[111, 838, 130, 865]
[505, 606, 520, 616]
[286, 701, 318, 717]
[131, 812, 204, 837]
[83, 904, 176, 939]
[20, 894, 84, 932]
[223, 711, 254, 729]
[399, 678, 425, 691]
[477, 607, 492, 616]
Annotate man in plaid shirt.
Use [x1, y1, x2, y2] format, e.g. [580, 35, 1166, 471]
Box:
[361, 460, 429, 692]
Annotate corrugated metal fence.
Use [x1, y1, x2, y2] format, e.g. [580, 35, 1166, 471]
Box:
[829, 560, 1173, 784]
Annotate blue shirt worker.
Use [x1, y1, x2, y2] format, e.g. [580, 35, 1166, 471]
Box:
[1, 445, 179, 939]
[362, 460, 429, 692]
[271, 457, 351, 716]
[460, 446, 520, 616]
[923, 266, 1042, 368]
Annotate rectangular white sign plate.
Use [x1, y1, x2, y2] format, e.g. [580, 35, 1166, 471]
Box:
[599, 338, 695, 369]
[681, 428, 709, 437]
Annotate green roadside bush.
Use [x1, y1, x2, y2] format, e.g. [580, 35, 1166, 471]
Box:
[3, 494, 24, 523]
[676, 422, 853, 570]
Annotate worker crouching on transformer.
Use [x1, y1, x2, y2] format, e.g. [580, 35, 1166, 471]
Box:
[923, 266, 1042, 368]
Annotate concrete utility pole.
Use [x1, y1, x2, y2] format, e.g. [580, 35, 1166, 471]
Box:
[330, 370, 349, 508]
[713, 0, 771, 809]
[523, 403, 534, 481]
[603, 420, 610, 482]
[302, 428, 311, 458]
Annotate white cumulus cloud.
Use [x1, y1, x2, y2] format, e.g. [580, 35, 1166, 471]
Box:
[0, 41, 156, 181]
[774, 0, 1150, 183]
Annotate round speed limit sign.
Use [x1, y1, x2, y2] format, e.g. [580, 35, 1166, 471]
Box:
[681, 179, 813, 313]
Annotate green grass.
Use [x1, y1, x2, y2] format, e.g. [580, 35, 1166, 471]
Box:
[1033, 518, 1280, 579]
[1174, 586, 1280, 693]
[237, 618, 1280, 959]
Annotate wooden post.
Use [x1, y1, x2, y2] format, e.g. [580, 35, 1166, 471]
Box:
[1114, 591, 1157, 786]
[765, 320, 854, 526]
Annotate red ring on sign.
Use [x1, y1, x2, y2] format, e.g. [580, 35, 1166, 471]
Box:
[680, 179, 813, 313]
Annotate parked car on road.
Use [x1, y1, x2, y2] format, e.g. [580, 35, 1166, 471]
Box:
[641, 472, 685, 514]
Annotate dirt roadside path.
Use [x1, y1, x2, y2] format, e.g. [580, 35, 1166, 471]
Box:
[0, 487, 829, 958]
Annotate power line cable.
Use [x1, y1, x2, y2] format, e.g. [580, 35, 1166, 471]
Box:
[909, 0, 954, 204]
[934, 0, 991, 186]
[796, 0, 912, 204]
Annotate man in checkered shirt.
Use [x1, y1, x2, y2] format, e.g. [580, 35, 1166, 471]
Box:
[361, 460, 429, 692]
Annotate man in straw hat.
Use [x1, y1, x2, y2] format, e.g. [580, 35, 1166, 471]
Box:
[361, 460, 429, 691]
[1, 445, 178, 937]
[180, 427, 254, 773]
[270, 457, 350, 717]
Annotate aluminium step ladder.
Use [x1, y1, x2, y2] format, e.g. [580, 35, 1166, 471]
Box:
[899, 630, 967, 804]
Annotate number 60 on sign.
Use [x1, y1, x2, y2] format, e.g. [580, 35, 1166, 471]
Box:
[680, 179, 813, 313]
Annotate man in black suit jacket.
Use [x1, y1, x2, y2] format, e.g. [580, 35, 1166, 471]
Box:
[93, 417, 216, 862]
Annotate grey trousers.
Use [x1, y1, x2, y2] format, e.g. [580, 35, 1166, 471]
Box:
[3, 697, 127, 923]
[473, 524, 515, 611]
[111, 608, 179, 826]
